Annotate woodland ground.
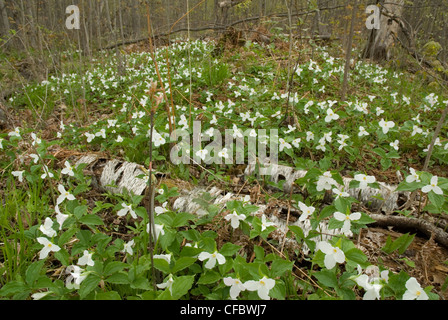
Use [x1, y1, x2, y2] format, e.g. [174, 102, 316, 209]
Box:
[0, 33, 448, 300]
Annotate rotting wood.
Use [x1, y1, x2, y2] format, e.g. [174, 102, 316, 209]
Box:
[72, 154, 448, 249]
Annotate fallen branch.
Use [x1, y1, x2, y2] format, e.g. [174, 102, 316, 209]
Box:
[370, 213, 448, 249]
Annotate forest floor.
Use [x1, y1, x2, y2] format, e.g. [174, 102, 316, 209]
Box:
[1, 33, 448, 300]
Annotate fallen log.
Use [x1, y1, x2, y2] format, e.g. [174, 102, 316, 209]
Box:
[70, 154, 448, 249]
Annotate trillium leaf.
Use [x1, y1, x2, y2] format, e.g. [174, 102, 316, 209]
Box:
[171, 257, 197, 274]
[79, 273, 101, 299]
[25, 260, 45, 287]
[314, 269, 339, 288]
[170, 275, 194, 299]
[79, 214, 104, 226]
[219, 242, 240, 256]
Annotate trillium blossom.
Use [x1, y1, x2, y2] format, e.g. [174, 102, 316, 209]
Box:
[279, 138, 292, 152]
[244, 276, 275, 300]
[55, 205, 69, 228]
[31, 133, 41, 146]
[354, 266, 389, 300]
[78, 250, 95, 266]
[223, 277, 246, 300]
[122, 239, 135, 255]
[298, 202, 315, 222]
[57, 184, 75, 204]
[354, 174, 376, 189]
[379, 119, 395, 134]
[154, 253, 172, 264]
[155, 202, 168, 215]
[65, 265, 87, 289]
[152, 131, 166, 147]
[157, 274, 174, 294]
[218, 147, 229, 159]
[224, 210, 246, 229]
[324, 108, 339, 122]
[317, 241, 345, 269]
[37, 237, 61, 259]
[198, 250, 226, 269]
[8, 127, 21, 138]
[332, 188, 349, 199]
[61, 161, 74, 176]
[358, 126, 369, 137]
[12, 170, 25, 183]
[316, 171, 337, 191]
[389, 140, 399, 151]
[421, 176, 443, 195]
[260, 214, 276, 231]
[40, 165, 54, 179]
[292, 138, 301, 148]
[117, 203, 138, 219]
[405, 167, 421, 183]
[402, 277, 429, 300]
[333, 211, 361, 236]
[39, 217, 57, 238]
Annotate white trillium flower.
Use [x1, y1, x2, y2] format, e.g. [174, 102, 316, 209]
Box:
[122, 239, 135, 255]
[244, 276, 275, 300]
[224, 210, 246, 229]
[223, 277, 246, 300]
[65, 265, 87, 289]
[421, 176, 443, 195]
[78, 250, 95, 266]
[117, 203, 138, 219]
[317, 241, 345, 269]
[379, 119, 395, 134]
[195, 148, 208, 161]
[153, 253, 172, 264]
[39, 217, 57, 238]
[12, 170, 25, 183]
[298, 201, 315, 222]
[155, 202, 168, 215]
[37, 237, 61, 259]
[332, 188, 349, 199]
[278, 138, 292, 152]
[9, 127, 21, 138]
[157, 274, 174, 294]
[260, 214, 276, 231]
[61, 161, 74, 176]
[198, 251, 226, 269]
[325, 108, 339, 122]
[55, 205, 69, 228]
[358, 126, 369, 137]
[390, 140, 399, 151]
[402, 277, 429, 300]
[316, 171, 337, 191]
[405, 167, 421, 183]
[334, 211, 361, 236]
[354, 174, 376, 189]
[57, 184, 75, 204]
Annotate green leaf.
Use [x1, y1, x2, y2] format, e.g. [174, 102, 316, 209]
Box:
[0, 281, 28, 297]
[345, 247, 368, 267]
[270, 259, 294, 278]
[197, 270, 221, 285]
[428, 191, 445, 209]
[382, 233, 415, 255]
[74, 205, 88, 219]
[95, 291, 121, 300]
[54, 249, 70, 266]
[171, 275, 194, 299]
[79, 273, 101, 299]
[79, 214, 104, 226]
[172, 212, 195, 228]
[313, 269, 338, 288]
[172, 257, 197, 274]
[58, 227, 78, 246]
[153, 258, 171, 274]
[103, 261, 128, 277]
[219, 243, 240, 256]
[25, 260, 45, 287]
[105, 272, 129, 285]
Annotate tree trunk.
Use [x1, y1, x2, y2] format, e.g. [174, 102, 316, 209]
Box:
[0, 0, 10, 39]
[362, 0, 405, 62]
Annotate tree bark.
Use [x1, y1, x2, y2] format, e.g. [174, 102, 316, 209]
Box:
[362, 0, 405, 62]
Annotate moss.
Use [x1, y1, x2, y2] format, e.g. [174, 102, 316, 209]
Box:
[422, 41, 442, 57]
